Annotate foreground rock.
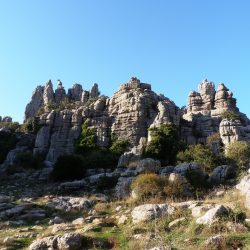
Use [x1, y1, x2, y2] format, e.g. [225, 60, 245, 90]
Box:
[29, 233, 83, 250]
[131, 204, 175, 223]
[196, 205, 230, 225]
[47, 197, 91, 212]
[236, 174, 250, 209]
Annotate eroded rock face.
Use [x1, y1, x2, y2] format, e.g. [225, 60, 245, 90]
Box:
[28, 77, 180, 164]
[109, 77, 180, 146]
[220, 119, 250, 148]
[182, 79, 248, 146]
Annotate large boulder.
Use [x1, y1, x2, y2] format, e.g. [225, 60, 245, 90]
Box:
[29, 233, 84, 250]
[131, 204, 175, 223]
[236, 174, 250, 209]
[136, 158, 161, 174]
[208, 165, 236, 185]
[196, 205, 230, 225]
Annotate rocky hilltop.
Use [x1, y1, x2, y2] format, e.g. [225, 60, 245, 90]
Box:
[24, 77, 180, 163]
[22, 77, 249, 164]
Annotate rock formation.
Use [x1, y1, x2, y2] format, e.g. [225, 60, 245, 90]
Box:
[181, 79, 248, 144]
[25, 77, 180, 163]
[22, 77, 249, 164]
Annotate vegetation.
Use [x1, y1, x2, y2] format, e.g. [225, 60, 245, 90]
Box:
[131, 173, 185, 200]
[14, 152, 45, 169]
[144, 124, 184, 165]
[226, 141, 250, 168]
[51, 154, 86, 181]
[19, 117, 40, 134]
[177, 144, 226, 173]
[0, 131, 17, 164]
[0, 121, 20, 132]
[221, 111, 243, 123]
[76, 123, 97, 154]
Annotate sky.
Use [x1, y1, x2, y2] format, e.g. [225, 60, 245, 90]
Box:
[0, 0, 249, 122]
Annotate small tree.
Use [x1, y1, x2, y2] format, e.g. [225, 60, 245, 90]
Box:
[51, 155, 85, 181]
[76, 123, 97, 154]
[177, 144, 217, 173]
[226, 141, 250, 168]
[144, 124, 183, 165]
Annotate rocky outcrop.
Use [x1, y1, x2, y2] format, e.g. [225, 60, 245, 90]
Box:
[182, 79, 247, 145]
[109, 77, 180, 146]
[68, 84, 83, 101]
[220, 119, 250, 148]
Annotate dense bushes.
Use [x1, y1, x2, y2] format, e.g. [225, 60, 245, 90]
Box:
[75, 123, 129, 170]
[177, 144, 226, 173]
[226, 141, 250, 168]
[51, 155, 86, 181]
[76, 123, 97, 154]
[0, 131, 17, 164]
[131, 173, 185, 200]
[144, 124, 183, 165]
[14, 152, 44, 169]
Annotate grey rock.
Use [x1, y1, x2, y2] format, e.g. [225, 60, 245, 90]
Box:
[196, 205, 230, 225]
[208, 165, 235, 185]
[136, 158, 161, 174]
[131, 203, 175, 223]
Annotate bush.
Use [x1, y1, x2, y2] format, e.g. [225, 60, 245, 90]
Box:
[131, 173, 165, 199]
[82, 149, 119, 169]
[226, 141, 250, 168]
[177, 144, 222, 173]
[95, 176, 119, 191]
[221, 111, 243, 122]
[0, 131, 17, 164]
[131, 173, 185, 200]
[14, 152, 44, 169]
[76, 123, 97, 154]
[109, 135, 129, 155]
[144, 124, 183, 165]
[51, 154, 86, 181]
[0, 122, 20, 132]
[20, 117, 40, 134]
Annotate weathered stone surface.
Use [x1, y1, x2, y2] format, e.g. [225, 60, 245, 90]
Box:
[29, 233, 83, 250]
[174, 163, 208, 183]
[135, 158, 161, 174]
[196, 205, 230, 225]
[90, 83, 100, 99]
[59, 179, 86, 191]
[236, 174, 250, 210]
[47, 197, 91, 212]
[25, 85, 44, 120]
[43, 80, 54, 105]
[208, 165, 235, 185]
[55, 80, 67, 103]
[68, 83, 83, 101]
[220, 119, 250, 148]
[131, 204, 175, 223]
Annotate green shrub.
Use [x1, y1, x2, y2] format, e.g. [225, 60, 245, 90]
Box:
[177, 144, 221, 173]
[0, 122, 20, 132]
[82, 149, 119, 169]
[144, 124, 183, 165]
[20, 117, 40, 134]
[14, 152, 44, 169]
[95, 175, 119, 191]
[109, 136, 129, 155]
[0, 131, 17, 164]
[226, 141, 250, 168]
[76, 123, 97, 154]
[221, 111, 243, 122]
[51, 154, 86, 181]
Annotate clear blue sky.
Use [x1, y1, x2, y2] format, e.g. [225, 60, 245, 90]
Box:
[0, 0, 249, 122]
